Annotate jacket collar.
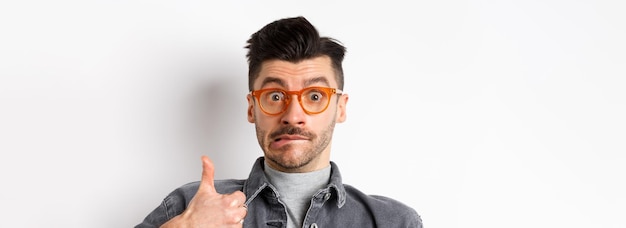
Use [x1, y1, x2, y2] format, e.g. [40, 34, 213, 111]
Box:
[243, 157, 347, 208]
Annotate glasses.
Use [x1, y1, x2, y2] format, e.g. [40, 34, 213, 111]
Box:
[250, 87, 343, 115]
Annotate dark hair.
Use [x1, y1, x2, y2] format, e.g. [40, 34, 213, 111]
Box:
[245, 16, 346, 91]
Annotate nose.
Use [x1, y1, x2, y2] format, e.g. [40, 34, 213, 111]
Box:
[280, 94, 306, 126]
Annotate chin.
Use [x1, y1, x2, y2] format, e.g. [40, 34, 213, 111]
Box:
[268, 150, 312, 170]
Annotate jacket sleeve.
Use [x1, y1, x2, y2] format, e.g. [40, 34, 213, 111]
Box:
[135, 184, 198, 228]
[135, 193, 187, 228]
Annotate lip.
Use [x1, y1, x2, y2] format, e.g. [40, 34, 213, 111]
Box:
[270, 134, 308, 149]
[275, 134, 308, 141]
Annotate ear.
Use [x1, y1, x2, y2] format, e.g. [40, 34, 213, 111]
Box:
[247, 94, 255, 123]
[335, 93, 348, 123]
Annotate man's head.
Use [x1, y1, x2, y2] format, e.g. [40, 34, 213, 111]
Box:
[245, 16, 346, 92]
[245, 16, 349, 173]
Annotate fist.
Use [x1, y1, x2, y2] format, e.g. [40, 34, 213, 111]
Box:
[161, 156, 248, 227]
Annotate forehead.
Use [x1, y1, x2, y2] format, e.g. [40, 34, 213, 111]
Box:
[254, 56, 337, 89]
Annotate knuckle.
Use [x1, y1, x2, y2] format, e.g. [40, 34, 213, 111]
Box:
[227, 191, 246, 202]
[232, 190, 246, 198]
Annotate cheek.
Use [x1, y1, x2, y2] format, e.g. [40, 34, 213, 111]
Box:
[315, 112, 337, 127]
[254, 114, 276, 130]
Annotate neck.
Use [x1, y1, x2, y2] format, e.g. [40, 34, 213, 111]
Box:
[263, 160, 332, 193]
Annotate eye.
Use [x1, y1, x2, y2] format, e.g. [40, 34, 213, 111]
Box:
[267, 91, 285, 102]
[306, 90, 324, 102]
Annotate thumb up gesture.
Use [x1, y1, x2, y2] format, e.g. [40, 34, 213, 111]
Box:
[161, 156, 248, 227]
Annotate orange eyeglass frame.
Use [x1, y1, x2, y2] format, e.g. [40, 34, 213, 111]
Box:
[250, 87, 343, 115]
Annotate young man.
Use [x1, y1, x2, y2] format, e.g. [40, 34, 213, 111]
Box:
[136, 16, 423, 228]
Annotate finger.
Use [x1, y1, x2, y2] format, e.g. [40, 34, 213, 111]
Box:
[241, 204, 248, 218]
[227, 191, 247, 208]
[230, 204, 248, 225]
[238, 204, 249, 225]
[225, 191, 247, 221]
[198, 155, 218, 194]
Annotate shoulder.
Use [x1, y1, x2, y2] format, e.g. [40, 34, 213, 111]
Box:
[214, 179, 246, 193]
[167, 179, 246, 201]
[156, 179, 246, 216]
[342, 184, 413, 210]
[343, 184, 423, 227]
[163, 179, 246, 217]
[135, 179, 246, 227]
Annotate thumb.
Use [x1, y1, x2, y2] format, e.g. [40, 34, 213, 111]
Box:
[198, 155, 218, 195]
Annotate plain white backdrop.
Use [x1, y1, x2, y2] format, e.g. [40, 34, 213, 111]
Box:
[1, 0, 624, 227]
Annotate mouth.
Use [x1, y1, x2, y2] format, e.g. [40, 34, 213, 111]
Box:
[274, 134, 308, 142]
[271, 134, 308, 149]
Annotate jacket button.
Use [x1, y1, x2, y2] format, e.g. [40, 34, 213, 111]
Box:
[310, 223, 318, 228]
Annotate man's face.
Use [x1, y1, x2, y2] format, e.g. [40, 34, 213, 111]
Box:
[247, 56, 348, 173]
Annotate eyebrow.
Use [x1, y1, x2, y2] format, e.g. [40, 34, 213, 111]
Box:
[260, 76, 331, 89]
[304, 77, 331, 87]
[260, 77, 285, 88]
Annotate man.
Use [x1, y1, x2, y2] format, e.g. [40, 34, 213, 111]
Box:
[136, 16, 423, 228]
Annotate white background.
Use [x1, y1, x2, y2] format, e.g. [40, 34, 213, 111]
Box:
[1, 1, 624, 227]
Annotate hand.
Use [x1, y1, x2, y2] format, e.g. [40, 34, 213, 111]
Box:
[161, 156, 248, 228]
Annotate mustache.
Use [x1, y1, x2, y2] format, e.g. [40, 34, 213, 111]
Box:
[269, 126, 315, 139]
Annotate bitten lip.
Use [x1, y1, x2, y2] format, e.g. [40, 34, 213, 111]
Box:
[274, 134, 308, 141]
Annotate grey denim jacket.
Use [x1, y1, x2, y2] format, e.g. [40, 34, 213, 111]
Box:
[136, 157, 423, 228]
